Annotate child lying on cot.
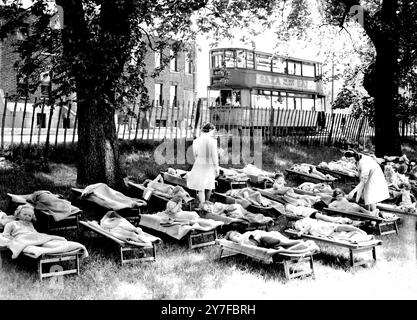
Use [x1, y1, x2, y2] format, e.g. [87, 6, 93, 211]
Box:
[291, 212, 374, 243]
[2, 204, 88, 259]
[328, 188, 379, 216]
[226, 188, 271, 207]
[263, 174, 321, 207]
[100, 211, 160, 244]
[291, 164, 336, 180]
[225, 229, 318, 253]
[144, 175, 191, 200]
[298, 182, 333, 194]
[2, 204, 38, 240]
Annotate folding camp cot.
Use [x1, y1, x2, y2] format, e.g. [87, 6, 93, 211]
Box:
[71, 187, 144, 225]
[79, 220, 157, 265]
[216, 176, 249, 193]
[285, 169, 337, 187]
[233, 168, 276, 189]
[125, 180, 195, 212]
[138, 214, 222, 249]
[216, 238, 317, 280]
[212, 191, 283, 218]
[377, 203, 417, 217]
[285, 229, 383, 267]
[0, 244, 85, 280]
[198, 207, 274, 234]
[315, 166, 358, 182]
[322, 207, 399, 236]
[161, 171, 189, 190]
[7, 193, 82, 234]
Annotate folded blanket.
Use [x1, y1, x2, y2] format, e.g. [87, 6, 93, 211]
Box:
[8, 191, 81, 222]
[80, 183, 146, 211]
[4, 232, 88, 259]
[139, 213, 223, 240]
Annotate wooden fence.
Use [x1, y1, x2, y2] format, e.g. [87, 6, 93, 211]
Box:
[0, 94, 415, 151]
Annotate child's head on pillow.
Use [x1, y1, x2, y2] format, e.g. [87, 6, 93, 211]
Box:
[14, 204, 36, 223]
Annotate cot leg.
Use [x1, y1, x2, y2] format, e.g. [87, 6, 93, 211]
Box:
[394, 221, 399, 235]
[76, 255, 80, 276]
[218, 248, 224, 260]
[38, 259, 42, 281]
[349, 249, 354, 267]
[153, 243, 157, 262]
[372, 247, 377, 262]
[309, 256, 315, 280]
[283, 260, 291, 280]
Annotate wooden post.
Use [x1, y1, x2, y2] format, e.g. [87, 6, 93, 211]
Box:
[37, 98, 46, 145]
[20, 96, 28, 145]
[157, 100, 164, 141]
[45, 102, 55, 155]
[184, 101, 190, 140]
[63, 101, 72, 148]
[152, 100, 158, 141]
[134, 104, 141, 141]
[29, 97, 37, 146]
[55, 99, 63, 147]
[1, 93, 8, 150]
[128, 101, 135, 141]
[175, 100, 181, 141]
[10, 97, 18, 146]
[147, 101, 154, 141]
[72, 110, 78, 145]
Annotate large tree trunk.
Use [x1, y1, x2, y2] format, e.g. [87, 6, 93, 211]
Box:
[372, 0, 401, 157]
[373, 48, 401, 157]
[76, 92, 121, 187]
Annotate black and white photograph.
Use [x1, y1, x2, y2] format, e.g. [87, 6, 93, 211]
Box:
[0, 0, 416, 304]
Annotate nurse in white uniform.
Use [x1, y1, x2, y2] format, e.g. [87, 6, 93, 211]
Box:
[345, 150, 390, 215]
[187, 123, 220, 208]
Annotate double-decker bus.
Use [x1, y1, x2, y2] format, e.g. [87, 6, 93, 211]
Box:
[207, 47, 326, 135]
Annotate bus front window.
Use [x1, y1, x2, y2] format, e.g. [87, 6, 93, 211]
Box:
[220, 90, 232, 105]
[212, 50, 224, 69]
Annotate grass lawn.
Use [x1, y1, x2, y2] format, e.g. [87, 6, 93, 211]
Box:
[0, 142, 416, 300]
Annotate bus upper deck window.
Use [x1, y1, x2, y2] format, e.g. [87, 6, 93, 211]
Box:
[225, 50, 236, 68]
[236, 50, 246, 68]
[256, 53, 272, 71]
[288, 62, 302, 76]
[303, 64, 315, 77]
[247, 52, 254, 69]
[272, 58, 286, 73]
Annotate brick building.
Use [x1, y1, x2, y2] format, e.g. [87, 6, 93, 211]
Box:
[0, 30, 198, 131]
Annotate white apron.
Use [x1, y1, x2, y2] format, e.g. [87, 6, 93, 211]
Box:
[187, 132, 219, 191]
[358, 155, 390, 205]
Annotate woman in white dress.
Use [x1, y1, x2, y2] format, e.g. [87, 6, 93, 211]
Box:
[187, 123, 220, 208]
[345, 150, 390, 215]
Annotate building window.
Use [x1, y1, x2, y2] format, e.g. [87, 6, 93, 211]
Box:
[185, 55, 193, 74]
[155, 49, 162, 68]
[155, 83, 163, 106]
[37, 113, 46, 128]
[170, 85, 177, 107]
[170, 50, 178, 72]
